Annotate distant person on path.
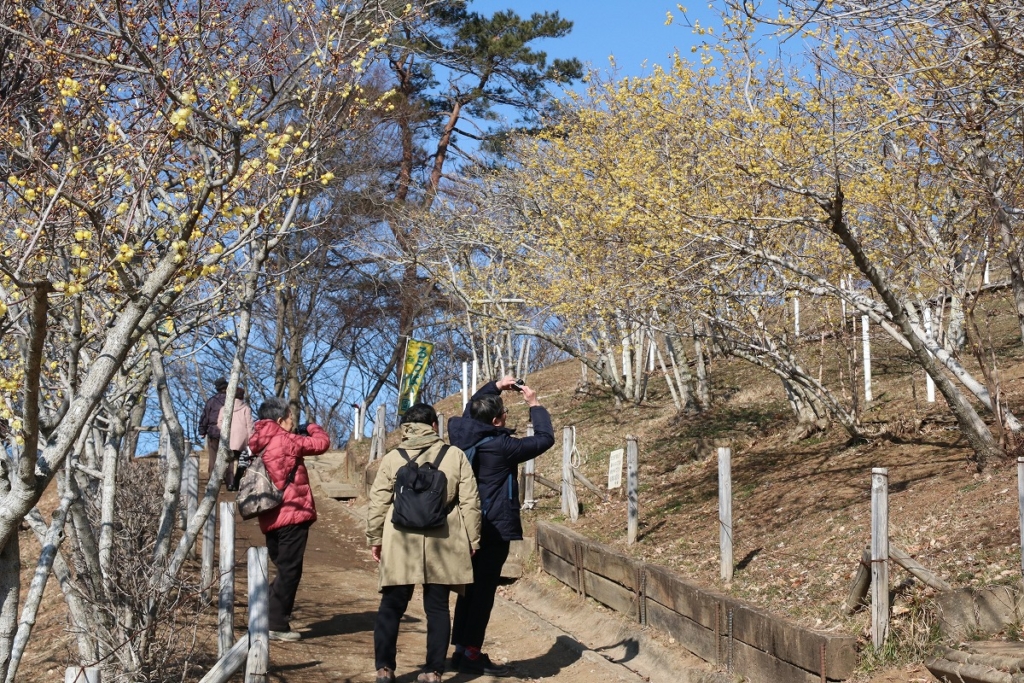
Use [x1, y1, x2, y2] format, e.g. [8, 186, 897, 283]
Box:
[248, 397, 330, 642]
[447, 375, 555, 676]
[199, 376, 228, 486]
[216, 386, 254, 490]
[367, 403, 481, 683]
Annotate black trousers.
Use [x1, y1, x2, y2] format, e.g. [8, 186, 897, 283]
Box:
[374, 584, 451, 674]
[265, 521, 311, 631]
[451, 538, 510, 649]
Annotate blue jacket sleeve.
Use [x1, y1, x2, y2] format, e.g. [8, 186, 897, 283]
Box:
[503, 405, 555, 465]
[463, 380, 501, 417]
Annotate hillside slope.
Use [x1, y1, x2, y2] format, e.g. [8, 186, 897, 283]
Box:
[430, 320, 1024, 681]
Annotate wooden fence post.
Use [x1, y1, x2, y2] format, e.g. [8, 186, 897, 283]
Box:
[201, 505, 216, 603]
[462, 362, 469, 410]
[352, 404, 362, 442]
[218, 502, 236, 657]
[719, 447, 733, 582]
[871, 468, 889, 648]
[862, 316, 873, 402]
[471, 357, 479, 393]
[246, 547, 269, 683]
[627, 436, 639, 545]
[437, 413, 445, 441]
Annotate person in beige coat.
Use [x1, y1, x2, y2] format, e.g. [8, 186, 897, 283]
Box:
[367, 403, 481, 683]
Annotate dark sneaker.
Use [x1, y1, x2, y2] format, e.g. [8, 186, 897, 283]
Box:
[268, 629, 301, 642]
[375, 668, 395, 683]
[459, 653, 510, 676]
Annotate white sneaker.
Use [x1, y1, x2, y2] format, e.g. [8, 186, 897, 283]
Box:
[269, 630, 301, 641]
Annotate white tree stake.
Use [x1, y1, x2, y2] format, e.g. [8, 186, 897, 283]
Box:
[1018, 458, 1024, 576]
[627, 436, 639, 545]
[246, 547, 269, 682]
[561, 427, 578, 522]
[862, 316, 873, 402]
[924, 306, 936, 403]
[793, 296, 801, 338]
[523, 423, 536, 509]
[719, 447, 733, 582]
[218, 502, 235, 657]
[64, 668, 101, 683]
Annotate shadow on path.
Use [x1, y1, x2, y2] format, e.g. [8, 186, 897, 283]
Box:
[303, 610, 378, 639]
[447, 635, 584, 682]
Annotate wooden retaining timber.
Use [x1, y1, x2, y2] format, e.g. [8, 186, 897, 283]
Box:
[536, 521, 857, 682]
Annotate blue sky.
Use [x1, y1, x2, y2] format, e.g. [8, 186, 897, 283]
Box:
[471, 0, 717, 81]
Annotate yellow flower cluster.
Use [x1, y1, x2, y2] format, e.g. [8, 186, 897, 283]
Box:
[169, 107, 192, 131]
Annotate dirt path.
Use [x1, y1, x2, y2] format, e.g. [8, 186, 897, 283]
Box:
[228, 493, 695, 683]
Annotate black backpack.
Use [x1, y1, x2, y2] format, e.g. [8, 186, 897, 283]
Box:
[391, 445, 452, 530]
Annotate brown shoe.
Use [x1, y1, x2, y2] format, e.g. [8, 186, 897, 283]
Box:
[415, 673, 441, 683]
[375, 668, 395, 683]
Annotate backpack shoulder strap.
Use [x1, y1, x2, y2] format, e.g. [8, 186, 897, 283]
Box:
[431, 444, 451, 468]
[464, 435, 496, 464]
[397, 449, 413, 463]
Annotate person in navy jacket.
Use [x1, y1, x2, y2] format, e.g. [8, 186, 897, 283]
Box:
[447, 376, 555, 676]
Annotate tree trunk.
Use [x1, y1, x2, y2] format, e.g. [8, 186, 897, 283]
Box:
[694, 321, 711, 409]
[272, 285, 288, 396]
[989, 200, 1024, 346]
[0, 245, 193, 552]
[123, 392, 147, 463]
[664, 323, 696, 411]
[947, 291, 966, 352]
[619, 314, 635, 399]
[782, 378, 830, 438]
[23, 510, 97, 663]
[825, 185, 1002, 469]
[0, 466, 19, 683]
[4, 491, 74, 683]
[151, 343, 186, 566]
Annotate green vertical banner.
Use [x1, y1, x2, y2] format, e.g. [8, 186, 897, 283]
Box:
[398, 338, 434, 415]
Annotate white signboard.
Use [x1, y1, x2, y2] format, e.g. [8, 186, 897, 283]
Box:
[607, 448, 624, 489]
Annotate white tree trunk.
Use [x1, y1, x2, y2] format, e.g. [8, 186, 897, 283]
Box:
[4, 492, 75, 683]
[0, 473, 19, 683]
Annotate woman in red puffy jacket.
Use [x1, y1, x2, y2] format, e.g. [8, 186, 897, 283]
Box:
[248, 397, 330, 641]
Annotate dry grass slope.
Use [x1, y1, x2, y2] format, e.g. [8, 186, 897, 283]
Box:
[433, 294, 1024, 681]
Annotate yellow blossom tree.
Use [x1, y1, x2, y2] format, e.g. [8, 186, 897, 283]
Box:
[0, 0, 411, 675]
